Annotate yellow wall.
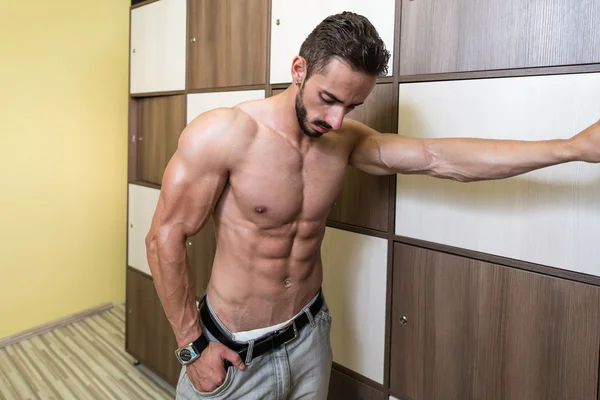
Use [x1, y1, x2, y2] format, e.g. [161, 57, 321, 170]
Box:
[0, 1, 129, 339]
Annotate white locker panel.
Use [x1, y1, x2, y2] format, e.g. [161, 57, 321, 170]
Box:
[128, 184, 161, 276]
[396, 73, 600, 276]
[321, 227, 387, 384]
[270, 0, 396, 84]
[130, 0, 186, 94]
[186, 90, 265, 124]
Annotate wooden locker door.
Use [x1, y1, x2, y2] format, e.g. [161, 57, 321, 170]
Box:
[396, 73, 600, 276]
[328, 83, 395, 231]
[186, 217, 217, 298]
[186, 90, 265, 124]
[321, 228, 388, 385]
[270, 0, 396, 84]
[130, 0, 186, 94]
[188, 0, 267, 89]
[137, 95, 186, 185]
[126, 268, 181, 387]
[390, 243, 600, 400]
[128, 184, 160, 276]
[328, 368, 385, 400]
[399, 0, 600, 76]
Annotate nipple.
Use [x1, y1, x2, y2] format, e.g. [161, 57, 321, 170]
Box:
[255, 206, 266, 214]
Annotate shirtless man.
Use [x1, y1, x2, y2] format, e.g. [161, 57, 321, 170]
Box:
[145, 11, 600, 400]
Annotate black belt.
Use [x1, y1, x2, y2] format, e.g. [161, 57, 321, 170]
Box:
[199, 290, 324, 369]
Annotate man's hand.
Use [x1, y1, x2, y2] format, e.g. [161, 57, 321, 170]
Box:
[570, 120, 600, 163]
[186, 341, 245, 393]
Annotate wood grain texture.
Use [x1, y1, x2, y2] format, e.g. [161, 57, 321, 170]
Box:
[186, 218, 216, 297]
[0, 305, 172, 400]
[188, 0, 268, 89]
[0, 304, 113, 350]
[137, 95, 186, 185]
[330, 83, 396, 232]
[328, 367, 385, 400]
[400, 0, 600, 76]
[128, 98, 139, 182]
[390, 243, 600, 400]
[126, 268, 181, 387]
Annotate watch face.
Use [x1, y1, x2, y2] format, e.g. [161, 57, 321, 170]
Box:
[179, 349, 192, 362]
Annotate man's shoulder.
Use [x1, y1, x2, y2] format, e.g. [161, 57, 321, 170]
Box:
[181, 107, 259, 151]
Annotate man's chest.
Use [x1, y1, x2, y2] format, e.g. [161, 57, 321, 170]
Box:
[226, 142, 350, 229]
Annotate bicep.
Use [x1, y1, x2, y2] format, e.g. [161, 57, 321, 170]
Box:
[149, 111, 235, 241]
[349, 125, 434, 176]
[155, 149, 228, 239]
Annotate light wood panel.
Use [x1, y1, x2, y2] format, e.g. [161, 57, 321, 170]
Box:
[396, 73, 600, 276]
[270, 0, 396, 83]
[0, 305, 172, 399]
[187, 90, 265, 124]
[390, 243, 600, 400]
[188, 0, 268, 89]
[126, 269, 181, 387]
[130, 0, 186, 94]
[128, 183, 160, 276]
[137, 95, 186, 185]
[321, 228, 388, 384]
[400, 0, 600, 76]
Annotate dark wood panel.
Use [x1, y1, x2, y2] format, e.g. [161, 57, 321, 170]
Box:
[399, 63, 600, 84]
[186, 218, 217, 297]
[400, 0, 600, 76]
[390, 243, 600, 400]
[137, 95, 185, 185]
[188, 0, 267, 89]
[393, 235, 600, 287]
[329, 83, 396, 232]
[125, 268, 181, 387]
[328, 367, 385, 400]
[128, 98, 139, 182]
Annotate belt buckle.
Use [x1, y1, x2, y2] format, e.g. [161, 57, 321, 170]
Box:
[281, 320, 299, 345]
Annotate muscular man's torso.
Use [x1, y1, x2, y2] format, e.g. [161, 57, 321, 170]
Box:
[205, 97, 360, 332]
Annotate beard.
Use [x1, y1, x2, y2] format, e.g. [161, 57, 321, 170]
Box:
[295, 86, 331, 138]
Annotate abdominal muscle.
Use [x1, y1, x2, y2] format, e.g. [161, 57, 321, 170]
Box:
[205, 210, 326, 333]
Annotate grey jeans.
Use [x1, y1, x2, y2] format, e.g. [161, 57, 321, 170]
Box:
[176, 296, 333, 400]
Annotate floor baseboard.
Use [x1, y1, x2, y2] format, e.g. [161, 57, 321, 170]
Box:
[0, 302, 115, 349]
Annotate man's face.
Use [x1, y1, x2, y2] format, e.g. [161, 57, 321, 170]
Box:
[295, 58, 376, 138]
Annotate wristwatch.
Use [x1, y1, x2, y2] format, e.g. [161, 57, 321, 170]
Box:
[174, 334, 209, 365]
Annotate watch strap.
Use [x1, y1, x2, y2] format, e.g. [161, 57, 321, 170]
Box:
[191, 334, 209, 355]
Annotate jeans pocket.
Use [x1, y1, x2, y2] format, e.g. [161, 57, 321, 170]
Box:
[187, 366, 235, 398]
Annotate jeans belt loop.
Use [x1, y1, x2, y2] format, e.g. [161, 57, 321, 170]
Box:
[245, 339, 255, 365]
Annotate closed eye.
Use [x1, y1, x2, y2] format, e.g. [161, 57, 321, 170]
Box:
[320, 95, 336, 105]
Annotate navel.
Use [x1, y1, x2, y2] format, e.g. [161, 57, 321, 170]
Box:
[284, 279, 292, 288]
[254, 206, 267, 214]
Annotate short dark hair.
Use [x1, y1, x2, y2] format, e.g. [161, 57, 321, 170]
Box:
[299, 12, 390, 79]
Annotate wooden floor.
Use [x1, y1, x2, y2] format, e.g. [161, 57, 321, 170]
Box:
[0, 304, 174, 400]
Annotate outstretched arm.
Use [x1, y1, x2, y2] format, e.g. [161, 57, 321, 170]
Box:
[348, 119, 600, 181]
